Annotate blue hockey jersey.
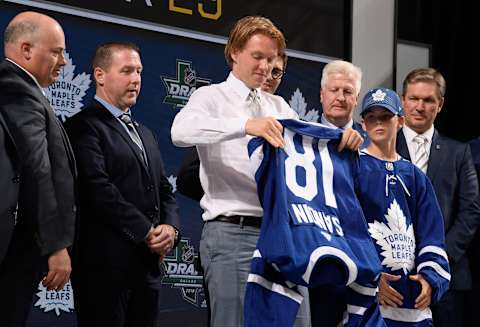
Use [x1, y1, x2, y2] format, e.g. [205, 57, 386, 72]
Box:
[244, 119, 385, 327]
[354, 150, 450, 326]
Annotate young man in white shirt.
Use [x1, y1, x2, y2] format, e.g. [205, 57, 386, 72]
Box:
[171, 16, 361, 326]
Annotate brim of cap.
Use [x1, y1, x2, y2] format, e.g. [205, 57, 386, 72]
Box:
[360, 104, 401, 116]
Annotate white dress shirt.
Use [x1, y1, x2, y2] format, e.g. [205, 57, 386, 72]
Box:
[403, 124, 435, 169]
[171, 72, 297, 221]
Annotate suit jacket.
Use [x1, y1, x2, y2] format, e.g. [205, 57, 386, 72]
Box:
[0, 113, 19, 264]
[0, 59, 76, 257]
[397, 129, 480, 290]
[64, 100, 180, 277]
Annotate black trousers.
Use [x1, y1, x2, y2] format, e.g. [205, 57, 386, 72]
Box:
[73, 269, 159, 327]
[431, 289, 468, 327]
[0, 222, 43, 327]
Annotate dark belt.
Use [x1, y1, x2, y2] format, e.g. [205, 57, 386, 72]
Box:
[212, 215, 262, 228]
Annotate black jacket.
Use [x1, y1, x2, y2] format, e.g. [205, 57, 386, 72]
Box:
[65, 100, 180, 276]
[0, 113, 19, 263]
[0, 59, 76, 256]
[397, 129, 480, 290]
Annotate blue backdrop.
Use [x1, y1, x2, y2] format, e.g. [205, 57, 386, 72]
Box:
[0, 2, 328, 326]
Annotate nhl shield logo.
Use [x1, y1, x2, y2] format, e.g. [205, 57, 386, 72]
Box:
[44, 51, 91, 122]
[183, 66, 197, 87]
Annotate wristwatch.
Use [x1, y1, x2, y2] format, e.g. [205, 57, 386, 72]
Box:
[173, 227, 180, 248]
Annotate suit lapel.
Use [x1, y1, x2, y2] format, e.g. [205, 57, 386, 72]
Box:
[427, 129, 442, 181]
[37, 89, 78, 179]
[95, 102, 150, 174]
[396, 129, 411, 161]
[5, 60, 79, 179]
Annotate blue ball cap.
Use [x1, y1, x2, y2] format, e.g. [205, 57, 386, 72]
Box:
[360, 88, 403, 117]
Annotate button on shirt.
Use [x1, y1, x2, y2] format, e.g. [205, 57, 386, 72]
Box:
[171, 72, 298, 221]
[403, 124, 434, 172]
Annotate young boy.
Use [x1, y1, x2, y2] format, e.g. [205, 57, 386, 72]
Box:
[354, 88, 450, 326]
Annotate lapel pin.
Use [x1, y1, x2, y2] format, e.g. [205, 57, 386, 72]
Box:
[436, 144, 440, 150]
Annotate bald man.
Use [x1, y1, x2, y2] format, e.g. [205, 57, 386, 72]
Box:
[0, 12, 76, 326]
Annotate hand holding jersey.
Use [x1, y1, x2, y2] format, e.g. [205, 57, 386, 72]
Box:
[378, 273, 403, 307]
[338, 127, 364, 152]
[409, 274, 433, 310]
[245, 116, 285, 148]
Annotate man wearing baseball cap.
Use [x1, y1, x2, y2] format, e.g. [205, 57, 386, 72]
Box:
[354, 87, 450, 326]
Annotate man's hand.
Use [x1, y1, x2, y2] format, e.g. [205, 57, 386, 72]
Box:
[43, 248, 71, 291]
[337, 127, 363, 151]
[245, 117, 284, 148]
[378, 272, 403, 307]
[146, 224, 176, 259]
[410, 274, 432, 310]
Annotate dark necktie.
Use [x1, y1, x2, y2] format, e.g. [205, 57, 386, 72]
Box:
[120, 114, 148, 166]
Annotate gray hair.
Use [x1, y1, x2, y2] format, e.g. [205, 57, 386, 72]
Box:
[4, 20, 38, 45]
[321, 60, 362, 95]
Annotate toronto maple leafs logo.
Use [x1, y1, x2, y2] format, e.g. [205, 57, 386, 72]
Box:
[44, 52, 91, 122]
[167, 175, 177, 193]
[371, 89, 386, 102]
[34, 280, 74, 316]
[368, 199, 416, 274]
[289, 88, 320, 122]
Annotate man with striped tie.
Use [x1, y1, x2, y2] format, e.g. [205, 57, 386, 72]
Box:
[396, 67, 480, 327]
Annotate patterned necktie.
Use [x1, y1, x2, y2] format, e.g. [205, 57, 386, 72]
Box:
[413, 134, 428, 173]
[120, 114, 148, 166]
[248, 89, 261, 116]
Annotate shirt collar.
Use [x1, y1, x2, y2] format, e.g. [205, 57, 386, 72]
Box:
[403, 124, 435, 144]
[94, 95, 131, 118]
[6, 57, 46, 96]
[320, 113, 353, 130]
[227, 72, 262, 102]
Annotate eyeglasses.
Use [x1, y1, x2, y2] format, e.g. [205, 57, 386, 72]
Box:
[271, 68, 284, 80]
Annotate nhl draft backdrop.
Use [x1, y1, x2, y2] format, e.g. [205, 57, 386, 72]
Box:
[0, 0, 349, 326]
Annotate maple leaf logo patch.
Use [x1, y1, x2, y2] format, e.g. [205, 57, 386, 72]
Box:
[34, 280, 74, 316]
[44, 52, 91, 122]
[368, 199, 416, 274]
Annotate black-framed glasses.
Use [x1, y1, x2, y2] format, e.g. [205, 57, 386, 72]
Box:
[271, 68, 284, 80]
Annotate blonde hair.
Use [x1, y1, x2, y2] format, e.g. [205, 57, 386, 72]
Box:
[224, 16, 286, 68]
[402, 67, 446, 99]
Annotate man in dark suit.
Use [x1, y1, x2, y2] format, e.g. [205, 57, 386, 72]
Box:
[0, 12, 77, 326]
[65, 42, 180, 327]
[396, 67, 480, 326]
[0, 113, 19, 265]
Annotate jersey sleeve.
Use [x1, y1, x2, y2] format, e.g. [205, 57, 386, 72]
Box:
[413, 168, 451, 303]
